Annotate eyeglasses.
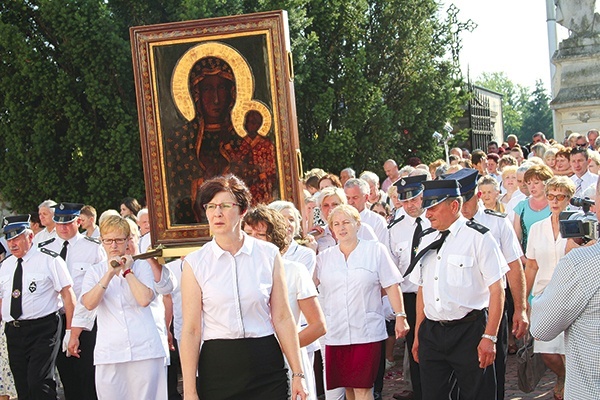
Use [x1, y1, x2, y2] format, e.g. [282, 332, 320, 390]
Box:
[546, 193, 568, 201]
[101, 238, 128, 245]
[203, 202, 240, 211]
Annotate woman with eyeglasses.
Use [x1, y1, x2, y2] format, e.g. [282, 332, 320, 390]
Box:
[524, 176, 575, 400]
[180, 175, 308, 400]
[79, 215, 167, 399]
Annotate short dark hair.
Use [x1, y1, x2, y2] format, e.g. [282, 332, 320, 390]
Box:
[486, 153, 499, 163]
[197, 175, 252, 216]
[570, 146, 589, 160]
[488, 140, 499, 148]
[471, 149, 487, 165]
[121, 197, 142, 215]
[243, 205, 290, 252]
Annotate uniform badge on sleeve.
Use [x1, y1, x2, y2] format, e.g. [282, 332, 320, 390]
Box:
[29, 281, 37, 293]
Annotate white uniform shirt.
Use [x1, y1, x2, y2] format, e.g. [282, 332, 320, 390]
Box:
[360, 208, 390, 248]
[409, 216, 509, 321]
[284, 240, 316, 276]
[81, 259, 164, 365]
[139, 233, 151, 254]
[43, 233, 106, 330]
[86, 226, 100, 239]
[525, 217, 567, 296]
[0, 249, 73, 321]
[474, 207, 523, 264]
[32, 227, 57, 248]
[388, 212, 431, 293]
[186, 234, 278, 340]
[317, 223, 377, 253]
[284, 259, 318, 326]
[316, 240, 402, 345]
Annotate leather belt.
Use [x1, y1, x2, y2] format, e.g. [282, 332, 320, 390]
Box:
[435, 309, 485, 327]
[7, 312, 58, 328]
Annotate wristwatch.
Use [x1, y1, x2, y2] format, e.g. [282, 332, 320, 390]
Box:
[481, 334, 497, 343]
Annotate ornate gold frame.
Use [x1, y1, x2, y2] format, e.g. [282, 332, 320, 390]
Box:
[130, 11, 302, 248]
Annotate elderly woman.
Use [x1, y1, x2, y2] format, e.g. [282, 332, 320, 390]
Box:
[360, 171, 388, 205]
[499, 165, 519, 205]
[314, 205, 409, 400]
[244, 205, 326, 400]
[513, 164, 554, 250]
[524, 177, 575, 400]
[180, 175, 307, 400]
[80, 215, 166, 399]
[478, 175, 504, 212]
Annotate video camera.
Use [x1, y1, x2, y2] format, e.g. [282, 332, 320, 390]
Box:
[559, 197, 598, 242]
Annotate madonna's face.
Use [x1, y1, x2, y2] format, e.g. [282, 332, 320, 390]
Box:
[199, 75, 233, 123]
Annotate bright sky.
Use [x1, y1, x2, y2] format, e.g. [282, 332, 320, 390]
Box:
[442, 0, 569, 91]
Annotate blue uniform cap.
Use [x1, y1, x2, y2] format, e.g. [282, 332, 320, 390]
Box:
[421, 179, 461, 209]
[2, 215, 31, 240]
[394, 175, 427, 201]
[443, 168, 480, 201]
[53, 202, 84, 224]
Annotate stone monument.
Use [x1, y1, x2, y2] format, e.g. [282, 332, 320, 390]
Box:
[551, 0, 600, 141]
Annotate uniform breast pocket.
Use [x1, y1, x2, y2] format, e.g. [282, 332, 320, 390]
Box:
[71, 262, 90, 279]
[393, 240, 410, 260]
[0, 276, 11, 298]
[24, 273, 48, 295]
[446, 254, 474, 287]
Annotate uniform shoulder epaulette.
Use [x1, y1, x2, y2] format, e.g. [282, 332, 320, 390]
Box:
[84, 236, 101, 245]
[419, 227, 436, 238]
[387, 215, 405, 229]
[40, 248, 59, 258]
[484, 209, 507, 218]
[37, 238, 55, 247]
[466, 220, 490, 234]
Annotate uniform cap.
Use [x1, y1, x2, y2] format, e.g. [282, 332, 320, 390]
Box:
[2, 215, 31, 240]
[422, 180, 461, 209]
[53, 202, 84, 224]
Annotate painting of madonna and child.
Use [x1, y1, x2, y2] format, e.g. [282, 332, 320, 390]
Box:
[131, 11, 303, 245]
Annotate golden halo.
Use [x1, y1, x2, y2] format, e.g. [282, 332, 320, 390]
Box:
[171, 42, 272, 137]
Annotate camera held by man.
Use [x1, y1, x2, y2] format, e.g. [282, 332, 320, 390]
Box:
[559, 197, 598, 242]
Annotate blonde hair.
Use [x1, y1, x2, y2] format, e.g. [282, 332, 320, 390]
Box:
[319, 187, 347, 207]
[99, 215, 131, 237]
[327, 204, 361, 228]
[545, 176, 576, 198]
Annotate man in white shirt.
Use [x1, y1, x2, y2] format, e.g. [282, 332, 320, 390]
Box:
[344, 178, 389, 248]
[569, 146, 598, 199]
[32, 199, 57, 247]
[410, 179, 508, 399]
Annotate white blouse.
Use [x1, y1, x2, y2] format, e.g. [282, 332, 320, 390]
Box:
[316, 239, 402, 345]
[526, 216, 567, 296]
[185, 233, 279, 340]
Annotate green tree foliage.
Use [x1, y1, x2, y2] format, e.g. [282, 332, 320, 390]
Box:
[521, 80, 553, 139]
[475, 72, 552, 143]
[0, 0, 467, 212]
[296, 0, 468, 173]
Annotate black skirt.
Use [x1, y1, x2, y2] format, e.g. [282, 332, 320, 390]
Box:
[197, 334, 289, 400]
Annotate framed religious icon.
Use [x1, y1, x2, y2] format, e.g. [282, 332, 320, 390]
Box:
[130, 10, 303, 248]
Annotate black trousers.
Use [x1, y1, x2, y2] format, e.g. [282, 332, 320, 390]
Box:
[404, 292, 422, 399]
[418, 313, 497, 400]
[56, 317, 98, 400]
[5, 313, 62, 400]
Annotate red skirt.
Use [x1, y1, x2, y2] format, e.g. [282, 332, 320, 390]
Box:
[325, 341, 383, 389]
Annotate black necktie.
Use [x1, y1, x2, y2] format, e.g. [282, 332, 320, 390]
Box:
[410, 217, 423, 262]
[60, 240, 69, 261]
[404, 230, 450, 278]
[10, 258, 23, 320]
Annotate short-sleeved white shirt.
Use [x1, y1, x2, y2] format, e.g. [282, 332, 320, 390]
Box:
[284, 240, 316, 276]
[316, 240, 402, 345]
[388, 212, 431, 293]
[32, 227, 57, 248]
[360, 208, 390, 248]
[185, 234, 279, 340]
[409, 216, 509, 321]
[0, 249, 73, 321]
[284, 259, 318, 327]
[81, 259, 164, 365]
[165, 260, 184, 341]
[474, 207, 523, 264]
[525, 216, 567, 296]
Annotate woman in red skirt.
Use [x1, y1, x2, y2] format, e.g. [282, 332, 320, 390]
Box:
[314, 204, 409, 400]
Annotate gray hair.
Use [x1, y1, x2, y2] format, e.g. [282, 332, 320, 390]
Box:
[319, 187, 348, 207]
[38, 199, 57, 213]
[359, 171, 379, 186]
[340, 167, 356, 178]
[344, 178, 370, 196]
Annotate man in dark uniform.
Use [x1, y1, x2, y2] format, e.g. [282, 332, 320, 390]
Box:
[388, 173, 430, 400]
[409, 180, 508, 399]
[0, 215, 75, 399]
[445, 169, 529, 399]
[41, 203, 105, 400]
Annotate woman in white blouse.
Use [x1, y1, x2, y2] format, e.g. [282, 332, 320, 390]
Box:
[525, 176, 575, 400]
[180, 175, 307, 400]
[80, 216, 166, 399]
[244, 205, 326, 400]
[314, 204, 409, 400]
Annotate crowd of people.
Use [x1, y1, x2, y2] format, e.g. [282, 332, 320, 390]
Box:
[0, 129, 598, 399]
